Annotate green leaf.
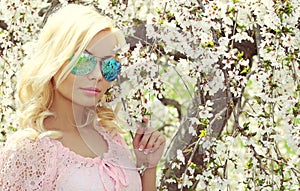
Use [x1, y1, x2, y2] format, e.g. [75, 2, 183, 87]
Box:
[247, 158, 253, 169]
[240, 67, 249, 74]
[249, 132, 257, 137]
[243, 122, 250, 131]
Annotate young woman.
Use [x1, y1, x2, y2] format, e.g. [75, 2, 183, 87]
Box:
[0, 4, 165, 191]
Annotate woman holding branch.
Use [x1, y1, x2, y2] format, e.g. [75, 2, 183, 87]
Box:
[0, 4, 165, 191]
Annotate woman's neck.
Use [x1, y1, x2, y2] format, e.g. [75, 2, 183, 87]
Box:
[44, 90, 94, 132]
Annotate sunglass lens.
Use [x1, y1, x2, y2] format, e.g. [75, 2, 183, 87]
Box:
[71, 53, 97, 75]
[102, 59, 121, 82]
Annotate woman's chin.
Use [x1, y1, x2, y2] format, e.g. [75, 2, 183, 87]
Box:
[72, 100, 99, 108]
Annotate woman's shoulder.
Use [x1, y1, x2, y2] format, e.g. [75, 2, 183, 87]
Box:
[0, 128, 59, 172]
[1, 128, 58, 157]
[0, 128, 59, 190]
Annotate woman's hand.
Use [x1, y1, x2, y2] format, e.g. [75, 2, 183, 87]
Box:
[132, 119, 166, 170]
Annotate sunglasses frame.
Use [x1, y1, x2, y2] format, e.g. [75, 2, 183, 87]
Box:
[70, 50, 121, 82]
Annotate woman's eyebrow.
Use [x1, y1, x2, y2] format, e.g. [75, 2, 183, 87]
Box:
[84, 49, 93, 55]
[85, 49, 114, 59]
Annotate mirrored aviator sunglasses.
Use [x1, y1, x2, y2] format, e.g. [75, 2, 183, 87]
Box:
[70, 52, 121, 82]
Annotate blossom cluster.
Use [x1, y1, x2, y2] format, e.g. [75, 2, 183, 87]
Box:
[0, 0, 46, 144]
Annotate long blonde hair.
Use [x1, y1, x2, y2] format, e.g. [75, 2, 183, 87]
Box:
[17, 4, 125, 139]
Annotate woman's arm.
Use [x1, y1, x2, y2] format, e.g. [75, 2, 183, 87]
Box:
[140, 167, 157, 191]
[133, 119, 166, 191]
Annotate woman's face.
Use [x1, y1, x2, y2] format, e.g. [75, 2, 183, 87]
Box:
[54, 30, 118, 107]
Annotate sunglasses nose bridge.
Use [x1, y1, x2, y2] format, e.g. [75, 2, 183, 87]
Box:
[87, 61, 104, 81]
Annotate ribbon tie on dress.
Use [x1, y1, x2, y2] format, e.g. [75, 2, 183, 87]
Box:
[97, 159, 129, 191]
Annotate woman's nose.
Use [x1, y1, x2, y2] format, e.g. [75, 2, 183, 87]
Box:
[87, 62, 103, 81]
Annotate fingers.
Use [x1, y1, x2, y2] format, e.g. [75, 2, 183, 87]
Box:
[133, 126, 151, 153]
[133, 127, 166, 154]
[144, 131, 165, 153]
[132, 126, 144, 149]
[138, 131, 155, 154]
[151, 133, 166, 151]
[133, 117, 150, 150]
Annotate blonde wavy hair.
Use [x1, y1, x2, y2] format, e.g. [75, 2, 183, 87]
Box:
[17, 4, 126, 139]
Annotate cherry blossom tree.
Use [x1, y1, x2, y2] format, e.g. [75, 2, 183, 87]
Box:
[1, 0, 299, 190]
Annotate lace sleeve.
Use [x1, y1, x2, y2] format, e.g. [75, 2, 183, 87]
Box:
[0, 137, 58, 191]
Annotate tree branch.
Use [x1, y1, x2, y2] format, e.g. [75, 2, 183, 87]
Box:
[157, 95, 182, 121]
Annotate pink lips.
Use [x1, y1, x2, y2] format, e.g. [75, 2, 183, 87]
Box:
[80, 87, 100, 96]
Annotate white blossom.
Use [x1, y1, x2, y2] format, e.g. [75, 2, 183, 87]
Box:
[176, 149, 185, 165]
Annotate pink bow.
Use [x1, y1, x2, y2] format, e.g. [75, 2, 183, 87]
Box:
[97, 160, 128, 191]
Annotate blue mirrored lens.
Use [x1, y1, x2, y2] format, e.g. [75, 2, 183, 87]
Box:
[102, 59, 121, 82]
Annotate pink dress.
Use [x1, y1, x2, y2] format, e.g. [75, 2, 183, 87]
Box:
[0, 126, 142, 191]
